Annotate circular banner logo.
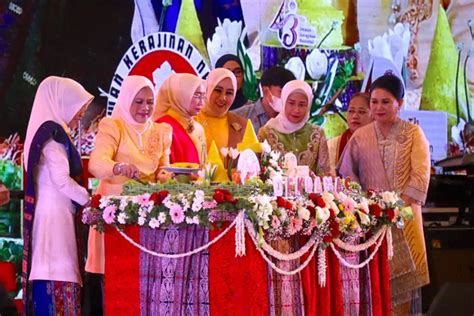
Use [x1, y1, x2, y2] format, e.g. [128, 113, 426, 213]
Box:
[107, 32, 210, 115]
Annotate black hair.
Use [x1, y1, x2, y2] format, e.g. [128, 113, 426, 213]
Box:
[369, 73, 405, 99]
[214, 54, 243, 69]
[260, 66, 296, 88]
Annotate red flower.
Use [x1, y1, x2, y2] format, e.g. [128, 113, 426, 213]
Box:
[386, 208, 395, 221]
[91, 194, 102, 208]
[309, 193, 326, 208]
[369, 204, 382, 217]
[285, 201, 293, 211]
[329, 209, 336, 219]
[307, 205, 315, 217]
[213, 189, 233, 204]
[213, 190, 225, 203]
[276, 196, 286, 208]
[367, 188, 376, 197]
[150, 190, 169, 205]
[330, 220, 340, 238]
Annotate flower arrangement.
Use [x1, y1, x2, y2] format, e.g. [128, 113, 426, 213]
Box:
[82, 181, 412, 244]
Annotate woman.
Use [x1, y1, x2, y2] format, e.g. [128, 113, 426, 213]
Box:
[214, 54, 247, 110]
[195, 67, 269, 315]
[328, 96, 373, 315]
[23, 76, 94, 315]
[339, 74, 430, 315]
[143, 73, 212, 314]
[154, 73, 207, 164]
[259, 80, 340, 316]
[195, 68, 247, 151]
[259, 80, 331, 176]
[328, 92, 372, 174]
[86, 75, 172, 314]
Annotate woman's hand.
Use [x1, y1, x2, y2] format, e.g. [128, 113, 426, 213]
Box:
[113, 163, 140, 179]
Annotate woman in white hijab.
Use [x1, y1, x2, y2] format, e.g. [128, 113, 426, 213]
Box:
[259, 79, 331, 175]
[23, 76, 94, 315]
[86, 75, 172, 274]
[154, 73, 207, 164]
[258, 80, 333, 315]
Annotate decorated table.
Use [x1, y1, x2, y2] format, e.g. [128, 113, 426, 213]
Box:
[83, 176, 411, 315]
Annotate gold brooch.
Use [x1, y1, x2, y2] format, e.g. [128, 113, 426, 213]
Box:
[187, 120, 195, 133]
[231, 122, 242, 131]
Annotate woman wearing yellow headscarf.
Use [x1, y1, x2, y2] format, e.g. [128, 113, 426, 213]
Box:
[154, 73, 207, 163]
[195, 68, 247, 150]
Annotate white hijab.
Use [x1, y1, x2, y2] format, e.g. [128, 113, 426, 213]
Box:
[24, 76, 94, 170]
[264, 80, 313, 134]
[111, 75, 155, 132]
[203, 68, 237, 118]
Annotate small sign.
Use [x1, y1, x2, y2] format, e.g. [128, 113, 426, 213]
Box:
[399, 110, 448, 163]
[268, 0, 317, 49]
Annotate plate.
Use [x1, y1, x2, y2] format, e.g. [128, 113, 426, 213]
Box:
[161, 166, 201, 174]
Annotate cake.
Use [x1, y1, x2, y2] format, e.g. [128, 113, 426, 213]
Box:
[261, 0, 360, 110]
[297, 0, 344, 48]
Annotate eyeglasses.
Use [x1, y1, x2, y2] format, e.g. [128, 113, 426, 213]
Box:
[192, 93, 206, 100]
[229, 67, 243, 77]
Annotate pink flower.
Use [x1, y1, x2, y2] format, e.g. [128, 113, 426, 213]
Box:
[202, 200, 218, 209]
[170, 204, 185, 224]
[287, 217, 303, 235]
[103, 205, 117, 224]
[271, 215, 281, 229]
[343, 197, 356, 213]
[136, 194, 150, 206]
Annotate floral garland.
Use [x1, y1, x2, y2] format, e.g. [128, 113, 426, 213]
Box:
[83, 184, 412, 244]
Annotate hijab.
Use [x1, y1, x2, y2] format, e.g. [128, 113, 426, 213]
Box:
[154, 73, 205, 120]
[203, 68, 237, 118]
[214, 54, 247, 110]
[24, 76, 94, 170]
[264, 80, 313, 134]
[153, 73, 176, 120]
[111, 75, 155, 133]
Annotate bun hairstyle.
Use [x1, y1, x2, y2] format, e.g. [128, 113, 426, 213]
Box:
[369, 73, 405, 100]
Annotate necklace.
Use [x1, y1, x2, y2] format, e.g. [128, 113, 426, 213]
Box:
[130, 120, 151, 154]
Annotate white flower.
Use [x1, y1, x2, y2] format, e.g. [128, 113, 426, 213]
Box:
[358, 197, 370, 214]
[262, 140, 271, 154]
[99, 197, 109, 209]
[117, 212, 128, 224]
[270, 150, 281, 161]
[279, 208, 288, 222]
[195, 190, 205, 200]
[119, 198, 129, 211]
[192, 201, 202, 212]
[157, 212, 167, 224]
[298, 207, 310, 221]
[229, 148, 240, 160]
[138, 216, 146, 226]
[220, 147, 229, 158]
[316, 206, 330, 224]
[306, 49, 328, 80]
[357, 210, 370, 226]
[149, 218, 160, 229]
[381, 191, 398, 205]
[285, 56, 306, 81]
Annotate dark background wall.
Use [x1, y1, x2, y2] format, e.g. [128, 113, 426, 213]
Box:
[0, 0, 134, 139]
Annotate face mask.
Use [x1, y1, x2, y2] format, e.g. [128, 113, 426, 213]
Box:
[269, 95, 283, 112]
